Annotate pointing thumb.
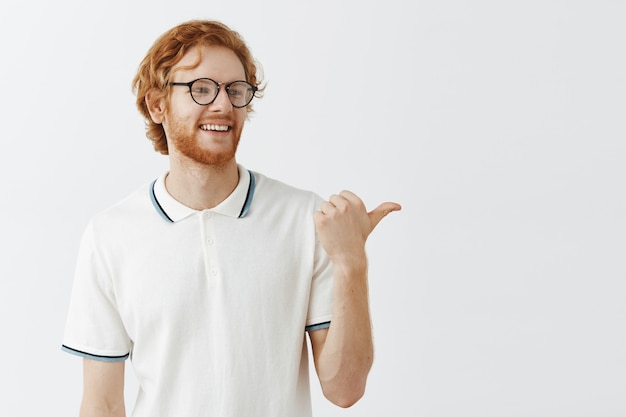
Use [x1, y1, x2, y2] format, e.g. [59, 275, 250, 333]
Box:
[368, 202, 402, 233]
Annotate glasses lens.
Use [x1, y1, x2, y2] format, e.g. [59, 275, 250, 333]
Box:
[227, 81, 255, 107]
[190, 79, 219, 105]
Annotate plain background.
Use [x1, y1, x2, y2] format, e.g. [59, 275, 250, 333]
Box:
[1, 1, 624, 416]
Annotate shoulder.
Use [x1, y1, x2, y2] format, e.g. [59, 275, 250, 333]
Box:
[251, 171, 321, 200]
[87, 180, 155, 234]
[251, 170, 323, 207]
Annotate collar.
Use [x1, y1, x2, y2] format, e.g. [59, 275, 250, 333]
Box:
[150, 165, 256, 223]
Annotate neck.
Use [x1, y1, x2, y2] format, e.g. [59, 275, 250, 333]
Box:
[165, 155, 239, 210]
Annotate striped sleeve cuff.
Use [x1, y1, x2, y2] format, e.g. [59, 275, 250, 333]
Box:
[61, 345, 129, 362]
[305, 321, 331, 332]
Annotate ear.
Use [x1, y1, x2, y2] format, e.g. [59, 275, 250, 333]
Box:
[145, 88, 166, 124]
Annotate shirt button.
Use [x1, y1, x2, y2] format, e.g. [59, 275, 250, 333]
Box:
[207, 238, 214, 245]
[210, 268, 218, 276]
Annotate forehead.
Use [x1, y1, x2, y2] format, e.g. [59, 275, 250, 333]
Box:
[172, 44, 245, 81]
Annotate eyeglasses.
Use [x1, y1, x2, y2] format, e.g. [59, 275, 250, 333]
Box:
[169, 78, 258, 108]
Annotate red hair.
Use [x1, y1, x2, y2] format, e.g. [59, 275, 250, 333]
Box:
[132, 20, 264, 154]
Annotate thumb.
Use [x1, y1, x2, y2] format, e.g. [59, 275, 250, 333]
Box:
[368, 202, 402, 233]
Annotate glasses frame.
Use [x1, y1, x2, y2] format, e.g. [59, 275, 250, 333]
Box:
[168, 78, 258, 108]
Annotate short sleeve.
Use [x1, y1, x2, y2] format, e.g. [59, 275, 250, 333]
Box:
[61, 220, 131, 362]
[305, 200, 334, 331]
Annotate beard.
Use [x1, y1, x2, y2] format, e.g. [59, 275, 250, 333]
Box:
[165, 117, 241, 166]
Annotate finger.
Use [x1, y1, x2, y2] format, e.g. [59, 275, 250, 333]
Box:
[328, 193, 348, 210]
[337, 190, 362, 205]
[368, 202, 402, 231]
[319, 201, 335, 215]
[331, 190, 366, 213]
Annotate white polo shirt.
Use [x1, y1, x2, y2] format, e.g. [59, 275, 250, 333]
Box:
[62, 164, 334, 417]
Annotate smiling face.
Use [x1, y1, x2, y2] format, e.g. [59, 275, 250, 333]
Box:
[150, 44, 248, 167]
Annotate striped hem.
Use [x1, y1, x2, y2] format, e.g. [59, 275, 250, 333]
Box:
[61, 345, 129, 362]
[305, 321, 331, 332]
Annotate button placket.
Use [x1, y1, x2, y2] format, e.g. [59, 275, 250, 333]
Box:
[200, 211, 220, 282]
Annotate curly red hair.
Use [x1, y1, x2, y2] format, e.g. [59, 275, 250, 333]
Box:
[132, 20, 265, 154]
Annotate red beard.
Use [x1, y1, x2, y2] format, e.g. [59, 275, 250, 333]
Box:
[166, 117, 240, 166]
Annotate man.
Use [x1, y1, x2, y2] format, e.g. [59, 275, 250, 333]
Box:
[62, 19, 400, 417]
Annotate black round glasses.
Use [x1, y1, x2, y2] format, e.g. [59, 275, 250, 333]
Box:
[169, 78, 258, 108]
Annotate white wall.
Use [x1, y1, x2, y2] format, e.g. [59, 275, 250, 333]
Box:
[1, 1, 624, 416]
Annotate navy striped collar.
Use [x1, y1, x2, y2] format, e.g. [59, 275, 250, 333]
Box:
[150, 165, 255, 223]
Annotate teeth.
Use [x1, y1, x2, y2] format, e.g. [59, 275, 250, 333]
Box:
[201, 124, 229, 131]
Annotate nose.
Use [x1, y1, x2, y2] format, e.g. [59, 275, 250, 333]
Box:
[209, 85, 233, 111]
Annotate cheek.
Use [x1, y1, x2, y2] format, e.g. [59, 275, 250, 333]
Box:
[234, 109, 248, 128]
[164, 105, 199, 127]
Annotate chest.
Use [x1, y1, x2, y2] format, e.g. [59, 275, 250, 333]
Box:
[105, 215, 316, 338]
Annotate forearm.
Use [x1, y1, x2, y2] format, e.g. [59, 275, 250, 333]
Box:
[80, 402, 126, 417]
[80, 359, 126, 417]
[315, 255, 374, 407]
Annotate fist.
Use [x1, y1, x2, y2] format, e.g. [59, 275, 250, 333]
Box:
[314, 190, 401, 264]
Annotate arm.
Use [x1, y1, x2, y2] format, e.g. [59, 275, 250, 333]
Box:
[80, 359, 126, 417]
[310, 191, 400, 407]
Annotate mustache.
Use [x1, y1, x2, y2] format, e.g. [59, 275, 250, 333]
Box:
[199, 118, 234, 125]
